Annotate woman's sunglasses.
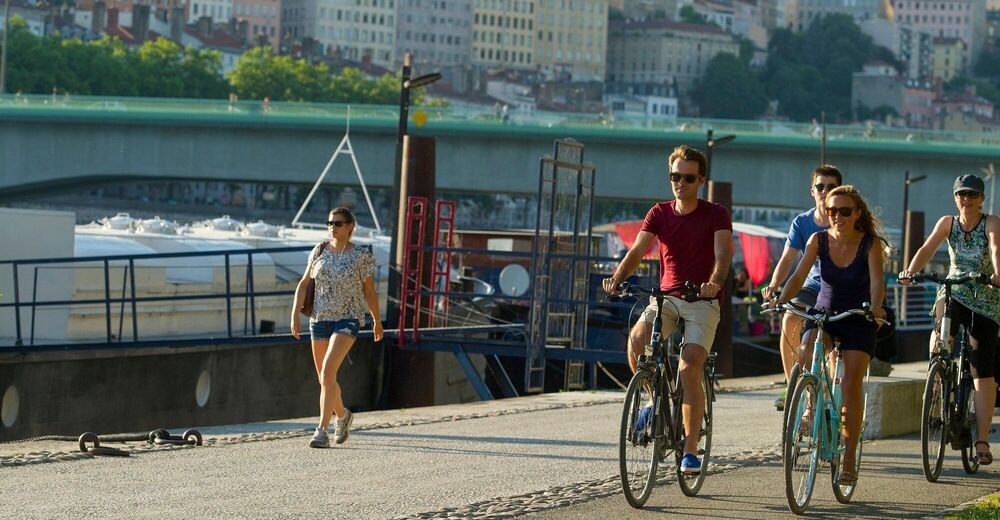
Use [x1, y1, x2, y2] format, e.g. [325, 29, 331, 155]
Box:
[955, 190, 981, 199]
[814, 183, 839, 192]
[669, 172, 700, 184]
[825, 206, 856, 218]
[327, 220, 351, 228]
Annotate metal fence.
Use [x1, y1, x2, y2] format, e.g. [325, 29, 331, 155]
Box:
[886, 281, 937, 331]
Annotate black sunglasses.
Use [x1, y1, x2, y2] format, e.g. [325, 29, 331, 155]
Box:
[669, 172, 700, 184]
[327, 220, 351, 228]
[825, 206, 856, 218]
[956, 190, 981, 199]
[814, 183, 839, 193]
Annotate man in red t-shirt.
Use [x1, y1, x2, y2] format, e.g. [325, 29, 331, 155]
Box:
[603, 145, 733, 475]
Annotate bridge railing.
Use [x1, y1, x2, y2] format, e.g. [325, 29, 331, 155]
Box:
[4, 94, 1000, 149]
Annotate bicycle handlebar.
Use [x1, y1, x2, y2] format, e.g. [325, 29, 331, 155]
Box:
[616, 281, 716, 303]
[763, 301, 890, 327]
[899, 271, 992, 287]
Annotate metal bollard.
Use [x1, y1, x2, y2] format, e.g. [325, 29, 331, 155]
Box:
[148, 428, 203, 446]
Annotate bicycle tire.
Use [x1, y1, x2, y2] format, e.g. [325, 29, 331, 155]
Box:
[781, 362, 802, 456]
[959, 376, 980, 474]
[619, 368, 660, 508]
[921, 360, 948, 482]
[784, 375, 819, 515]
[676, 370, 713, 497]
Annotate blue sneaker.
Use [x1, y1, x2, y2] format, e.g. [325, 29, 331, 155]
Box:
[680, 453, 702, 475]
[632, 405, 653, 443]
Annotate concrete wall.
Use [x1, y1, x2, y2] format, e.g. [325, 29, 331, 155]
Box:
[0, 208, 75, 342]
[0, 338, 381, 441]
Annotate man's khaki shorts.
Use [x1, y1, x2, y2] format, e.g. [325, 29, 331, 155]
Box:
[640, 295, 721, 352]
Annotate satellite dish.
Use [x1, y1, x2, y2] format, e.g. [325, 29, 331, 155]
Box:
[498, 264, 530, 297]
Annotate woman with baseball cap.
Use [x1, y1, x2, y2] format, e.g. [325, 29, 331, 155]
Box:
[899, 174, 1000, 465]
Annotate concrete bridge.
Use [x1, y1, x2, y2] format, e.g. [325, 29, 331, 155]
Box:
[3, 95, 1000, 224]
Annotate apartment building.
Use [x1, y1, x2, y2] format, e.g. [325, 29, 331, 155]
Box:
[606, 19, 739, 94]
[282, 0, 397, 66]
[795, 0, 883, 31]
[471, 0, 536, 69]
[397, 0, 474, 69]
[233, 0, 281, 48]
[891, 0, 987, 73]
[931, 36, 966, 81]
[189, 0, 231, 22]
[533, 0, 609, 81]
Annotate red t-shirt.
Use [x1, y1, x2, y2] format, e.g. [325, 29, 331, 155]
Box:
[640, 199, 732, 297]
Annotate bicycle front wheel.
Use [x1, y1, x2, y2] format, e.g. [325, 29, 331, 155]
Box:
[781, 362, 802, 456]
[619, 368, 660, 508]
[959, 376, 980, 474]
[676, 370, 713, 497]
[784, 376, 819, 515]
[921, 360, 948, 482]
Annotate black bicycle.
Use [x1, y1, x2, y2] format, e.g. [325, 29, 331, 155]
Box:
[617, 281, 718, 508]
[901, 271, 989, 481]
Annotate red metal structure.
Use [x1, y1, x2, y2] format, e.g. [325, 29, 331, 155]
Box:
[399, 196, 428, 347]
[430, 200, 456, 326]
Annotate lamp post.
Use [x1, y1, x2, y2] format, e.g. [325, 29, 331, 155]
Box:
[386, 52, 441, 327]
[1, 0, 10, 95]
[820, 111, 827, 165]
[982, 163, 996, 215]
[704, 129, 736, 182]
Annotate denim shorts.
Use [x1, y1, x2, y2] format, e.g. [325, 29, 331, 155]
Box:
[309, 319, 360, 340]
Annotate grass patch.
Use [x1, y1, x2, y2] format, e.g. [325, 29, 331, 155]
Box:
[946, 494, 1000, 520]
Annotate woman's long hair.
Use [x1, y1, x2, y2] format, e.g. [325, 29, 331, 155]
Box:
[826, 185, 889, 263]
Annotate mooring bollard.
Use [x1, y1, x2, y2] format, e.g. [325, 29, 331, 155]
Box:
[78, 432, 130, 457]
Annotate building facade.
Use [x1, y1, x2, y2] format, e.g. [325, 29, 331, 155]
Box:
[533, 0, 609, 81]
[931, 36, 966, 81]
[282, 0, 397, 66]
[606, 19, 739, 94]
[234, 0, 281, 49]
[795, 0, 883, 31]
[471, 0, 536, 69]
[397, 0, 473, 69]
[891, 0, 987, 74]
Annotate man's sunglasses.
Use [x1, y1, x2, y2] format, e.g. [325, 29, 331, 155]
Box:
[825, 206, 856, 218]
[956, 190, 981, 199]
[327, 220, 351, 228]
[814, 183, 839, 193]
[669, 172, 700, 184]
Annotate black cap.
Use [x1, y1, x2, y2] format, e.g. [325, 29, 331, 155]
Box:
[954, 174, 985, 194]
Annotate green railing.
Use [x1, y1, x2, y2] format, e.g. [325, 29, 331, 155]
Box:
[3, 93, 1000, 154]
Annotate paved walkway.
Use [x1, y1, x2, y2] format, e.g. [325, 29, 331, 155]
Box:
[1, 363, 997, 519]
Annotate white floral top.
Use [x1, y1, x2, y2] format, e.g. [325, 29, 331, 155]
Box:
[307, 243, 378, 325]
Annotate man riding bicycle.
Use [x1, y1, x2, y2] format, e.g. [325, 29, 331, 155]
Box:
[899, 174, 1000, 466]
[602, 145, 732, 475]
[762, 165, 843, 410]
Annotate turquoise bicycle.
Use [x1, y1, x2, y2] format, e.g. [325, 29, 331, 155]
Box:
[766, 301, 884, 515]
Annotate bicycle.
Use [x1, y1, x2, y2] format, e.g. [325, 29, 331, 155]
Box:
[901, 271, 991, 482]
[617, 281, 718, 508]
[767, 301, 883, 515]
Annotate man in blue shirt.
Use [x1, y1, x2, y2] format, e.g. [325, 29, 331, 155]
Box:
[762, 165, 843, 409]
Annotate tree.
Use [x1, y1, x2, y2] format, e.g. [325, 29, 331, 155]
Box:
[695, 52, 767, 119]
[679, 5, 711, 26]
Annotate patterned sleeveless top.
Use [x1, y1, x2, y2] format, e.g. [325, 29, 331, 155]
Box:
[941, 214, 1000, 322]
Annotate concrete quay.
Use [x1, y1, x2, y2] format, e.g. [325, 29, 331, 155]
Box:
[1, 362, 996, 519]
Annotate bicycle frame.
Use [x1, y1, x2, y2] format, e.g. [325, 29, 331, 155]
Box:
[796, 326, 844, 462]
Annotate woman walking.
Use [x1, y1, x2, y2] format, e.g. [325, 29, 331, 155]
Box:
[899, 174, 1000, 465]
[773, 185, 888, 485]
[291, 207, 383, 448]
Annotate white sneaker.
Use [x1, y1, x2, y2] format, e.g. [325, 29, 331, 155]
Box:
[308, 427, 329, 448]
[334, 409, 354, 444]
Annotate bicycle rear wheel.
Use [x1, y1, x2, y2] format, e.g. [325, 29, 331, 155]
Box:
[921, 360, 948, 482]
[959, 377, 980, 474]
[676, 371, 713, 496]
[619, 368, 660, 508]
[784, 376, 819, 515]
[781, 362, 802, 456]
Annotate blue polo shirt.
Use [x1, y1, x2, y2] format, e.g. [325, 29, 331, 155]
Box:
[786, 209, 827, 293]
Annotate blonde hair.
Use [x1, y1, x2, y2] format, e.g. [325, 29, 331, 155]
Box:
[826, 185, 889, 263]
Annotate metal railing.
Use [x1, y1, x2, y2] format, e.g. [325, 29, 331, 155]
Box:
[887, 281, 937, 331]
[3, 94, 1000, 152]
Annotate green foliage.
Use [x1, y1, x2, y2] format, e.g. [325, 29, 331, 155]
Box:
[944, 76, 1000, 106]
[761, 14, 877, 122]
[679, 5, 711, 25]
[738, 38, 755, 66]
[695, 52, 767, 119]
[974, 48, 1000, 81]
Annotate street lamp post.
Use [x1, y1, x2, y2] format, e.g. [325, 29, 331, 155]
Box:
[385, 52, 440, 327]
[704, 129, 736, 182]
[820, 111, 827, 165]
[1, 0, 11, 95]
